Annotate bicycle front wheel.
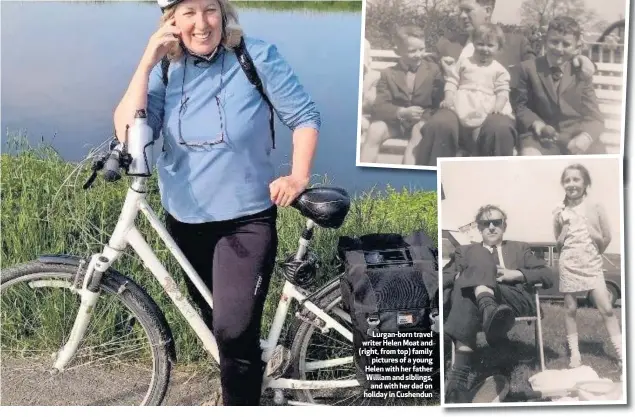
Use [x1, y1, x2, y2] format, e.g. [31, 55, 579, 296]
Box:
[1, 260, 173, 406]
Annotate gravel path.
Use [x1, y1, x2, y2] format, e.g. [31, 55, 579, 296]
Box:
[1, 357, 224, 406]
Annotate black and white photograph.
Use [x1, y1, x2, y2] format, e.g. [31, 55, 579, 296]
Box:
[357, 0, 629, 170]
[437, 155, 625, 405]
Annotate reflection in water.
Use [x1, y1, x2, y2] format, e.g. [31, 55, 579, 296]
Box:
[1, 1, 436, 194]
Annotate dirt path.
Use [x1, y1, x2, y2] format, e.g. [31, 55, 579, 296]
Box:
[1, 357, 226, 406]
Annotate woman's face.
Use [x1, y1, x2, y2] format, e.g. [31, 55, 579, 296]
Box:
[562, 169, 587, 200]
[174, 0, 223, 56]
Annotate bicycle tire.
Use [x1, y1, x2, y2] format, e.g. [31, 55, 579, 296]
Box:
[287, 280, 363, 405]
[1, 260, 175, 406]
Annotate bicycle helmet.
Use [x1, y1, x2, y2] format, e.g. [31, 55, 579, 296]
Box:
[158, 0, 186, 11]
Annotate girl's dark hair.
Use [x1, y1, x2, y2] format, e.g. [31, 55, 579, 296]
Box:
[561, 164, 592, 203]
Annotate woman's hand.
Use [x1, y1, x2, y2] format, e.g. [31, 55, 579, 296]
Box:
[269, 175, 310, 207]
[140, 18, 181, 70]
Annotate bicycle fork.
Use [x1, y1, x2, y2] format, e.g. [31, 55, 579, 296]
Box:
[51, 248, 120, 372]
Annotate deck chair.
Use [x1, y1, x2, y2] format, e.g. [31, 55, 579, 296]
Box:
[450, 283, 545, 372]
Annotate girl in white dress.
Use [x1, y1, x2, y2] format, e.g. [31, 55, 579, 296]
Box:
[553, 164, 622, 369]
[441, 23, 514, 144]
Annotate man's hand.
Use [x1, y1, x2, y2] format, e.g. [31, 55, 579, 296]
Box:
[572, 55, 595, 82]
[440, 97, 455, 110]
[440, 56, 456, 75]
[534, 122, 558, 147]
[398, 106, 425, 122]
[496, 268, 525, 283]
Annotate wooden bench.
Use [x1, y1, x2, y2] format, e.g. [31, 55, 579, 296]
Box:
[362, 44, 624, 162]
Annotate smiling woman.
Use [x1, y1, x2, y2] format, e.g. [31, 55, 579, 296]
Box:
[112, 0, 321, 406]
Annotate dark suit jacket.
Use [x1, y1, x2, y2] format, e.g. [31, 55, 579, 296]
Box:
[371, 56, 444, 126]
[513, 56, 605, 141]
[442, 240, 554, 292]
[433, 31, 536, 100]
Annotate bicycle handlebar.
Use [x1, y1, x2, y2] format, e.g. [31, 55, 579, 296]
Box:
[83, 139, 132, 189]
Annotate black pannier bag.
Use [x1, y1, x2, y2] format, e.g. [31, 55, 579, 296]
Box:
[336, 229, 439, 385]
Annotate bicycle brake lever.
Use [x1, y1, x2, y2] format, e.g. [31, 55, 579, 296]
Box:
[83, 171, 98, 189]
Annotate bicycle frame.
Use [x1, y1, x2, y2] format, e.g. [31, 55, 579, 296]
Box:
[52, 176, 358, 391]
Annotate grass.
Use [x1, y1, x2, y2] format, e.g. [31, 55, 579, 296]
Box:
[0, 134, 438, 367]
[444, 301, 623, 403]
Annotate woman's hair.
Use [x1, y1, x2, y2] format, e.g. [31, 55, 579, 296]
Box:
[161, 0, 243, 61]
[561, 163, 592, 202]
[472, 23, 505, 50]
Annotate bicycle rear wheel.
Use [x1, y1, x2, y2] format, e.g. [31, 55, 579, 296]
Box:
[288, 279, 440, 406]
[1, 260, 174, 406]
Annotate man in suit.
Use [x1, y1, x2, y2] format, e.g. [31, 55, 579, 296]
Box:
[443, 205, 554, 403]
[360, 25, 444, 163]
[514, 16, 606, 155]
[404, 0, 597, 167]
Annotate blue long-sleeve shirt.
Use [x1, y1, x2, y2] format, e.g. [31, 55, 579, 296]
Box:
[146, 37, 321, 223]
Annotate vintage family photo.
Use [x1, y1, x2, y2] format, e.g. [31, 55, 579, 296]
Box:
[438, 155, 625, 405]
[358, 0, 628, 169]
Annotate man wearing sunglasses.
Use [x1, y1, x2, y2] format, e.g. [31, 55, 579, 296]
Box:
[442, 204, 554, 403]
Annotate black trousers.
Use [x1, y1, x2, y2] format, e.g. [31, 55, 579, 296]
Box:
[165, 205, 278, 406]
[444, 246, 535, 350]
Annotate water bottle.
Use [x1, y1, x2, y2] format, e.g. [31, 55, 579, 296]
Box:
[126, 109, 154, 176]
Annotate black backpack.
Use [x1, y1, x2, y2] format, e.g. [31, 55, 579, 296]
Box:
[161, 36, 276, 149]
[337, 229, 440, 387]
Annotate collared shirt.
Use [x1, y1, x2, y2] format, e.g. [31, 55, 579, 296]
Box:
[146, 37, 321, 223]
[482, 242, 506, 268]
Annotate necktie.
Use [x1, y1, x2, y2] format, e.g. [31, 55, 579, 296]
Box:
[551, 66, 563, 82]
[491, 245, 501, 266]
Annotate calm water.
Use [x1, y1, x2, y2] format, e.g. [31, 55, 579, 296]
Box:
[1, 1, 437, 196]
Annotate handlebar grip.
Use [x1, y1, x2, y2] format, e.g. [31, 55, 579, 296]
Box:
[103, 149, 122, 182]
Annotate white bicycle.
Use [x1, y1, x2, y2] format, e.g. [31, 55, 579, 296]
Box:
[0, 139, 385, 406]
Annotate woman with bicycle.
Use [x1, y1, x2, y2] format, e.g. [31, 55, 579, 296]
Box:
[113, 0, 320, 406]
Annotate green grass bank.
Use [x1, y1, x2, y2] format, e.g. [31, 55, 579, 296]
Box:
[1, 139, 437, 364]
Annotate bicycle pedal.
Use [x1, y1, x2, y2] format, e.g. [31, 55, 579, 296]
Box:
[266, 345, 291, 379]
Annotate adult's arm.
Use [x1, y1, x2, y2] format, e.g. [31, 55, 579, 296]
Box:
[250, 40, 321, 204]
[517, 242, 555, 289]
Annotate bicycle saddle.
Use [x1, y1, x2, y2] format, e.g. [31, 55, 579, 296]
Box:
[291, 186, 350, 229]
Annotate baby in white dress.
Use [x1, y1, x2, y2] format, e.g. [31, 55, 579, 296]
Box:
[440, 23, 514, 143]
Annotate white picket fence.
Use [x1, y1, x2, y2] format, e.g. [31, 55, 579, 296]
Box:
[363, 42, 624, 161]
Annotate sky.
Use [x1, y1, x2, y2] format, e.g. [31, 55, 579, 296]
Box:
[439, 156, 623, 254]
[492, 0, 628, 27]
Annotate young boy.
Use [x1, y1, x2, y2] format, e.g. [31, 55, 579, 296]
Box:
[360, 25, 444, 163]
[514, 16, 605, 156]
